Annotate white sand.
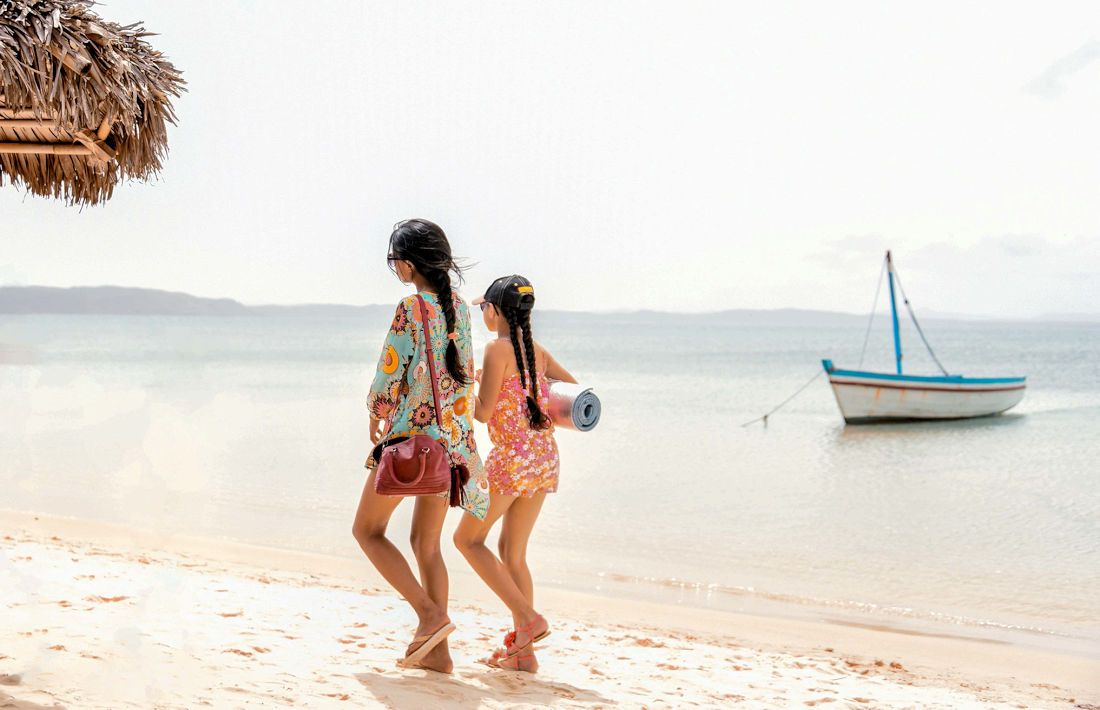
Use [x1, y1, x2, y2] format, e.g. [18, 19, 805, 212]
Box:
[1, 510, 1097, 709]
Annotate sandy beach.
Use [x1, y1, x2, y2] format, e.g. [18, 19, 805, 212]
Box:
[0, 511, 1095, 709]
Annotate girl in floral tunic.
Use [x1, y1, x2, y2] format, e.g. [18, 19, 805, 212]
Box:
[453, 274, 577, 673]
[353, 219, 488, 675]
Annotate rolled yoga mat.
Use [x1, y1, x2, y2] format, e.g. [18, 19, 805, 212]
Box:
[548, 381, 601, 432]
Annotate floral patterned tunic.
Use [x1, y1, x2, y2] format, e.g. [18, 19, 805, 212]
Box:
[367, 291, 489, 519]
[485, 371, 560, 497]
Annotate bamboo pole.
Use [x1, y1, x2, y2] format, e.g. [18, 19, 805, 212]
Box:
[74, 129, 116, 161]
[96, 110, 114, 141]
[45, 45, 93, 74]
[0, 142, 93, 156]
[0, 119, 60, 129]
[0, 108, 58, 120]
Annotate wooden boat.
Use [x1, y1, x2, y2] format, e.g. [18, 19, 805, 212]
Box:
[823, 251, 1026, 424]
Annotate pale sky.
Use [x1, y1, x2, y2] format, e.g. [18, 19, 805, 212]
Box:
[1, 1, 1098, 318]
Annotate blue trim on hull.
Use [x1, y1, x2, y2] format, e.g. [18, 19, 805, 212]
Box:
[821, 359, 1025, 385]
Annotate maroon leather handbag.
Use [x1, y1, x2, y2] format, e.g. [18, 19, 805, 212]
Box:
[373, 295, 451, 498]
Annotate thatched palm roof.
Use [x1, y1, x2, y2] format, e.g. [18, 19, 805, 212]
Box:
[0, 0, 184, 205]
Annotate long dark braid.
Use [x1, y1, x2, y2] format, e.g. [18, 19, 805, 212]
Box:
[428, 269, 469, 387]
[503, 304, 550, 430]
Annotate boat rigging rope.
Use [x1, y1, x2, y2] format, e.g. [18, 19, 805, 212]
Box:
[891, 269, 950, 376]
[740, 369, 825, 427]
[858, 256, 887, 368]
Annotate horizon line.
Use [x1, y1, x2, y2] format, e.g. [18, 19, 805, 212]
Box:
[1, 284, 1097, 323]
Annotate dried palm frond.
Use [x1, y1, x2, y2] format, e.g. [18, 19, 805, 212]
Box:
[1, 0, 185, 205]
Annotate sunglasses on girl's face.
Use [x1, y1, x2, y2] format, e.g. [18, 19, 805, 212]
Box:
[479, 302, 492, 311]
[387, 255, 402, 262]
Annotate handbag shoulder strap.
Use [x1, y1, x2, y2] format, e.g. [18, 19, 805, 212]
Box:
[415, 294, 446, 430]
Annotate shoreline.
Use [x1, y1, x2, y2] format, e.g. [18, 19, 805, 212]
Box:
[7, 501, 1087, 661]
[2, 509, 1097, 709]
[549, 568, 1100, 660]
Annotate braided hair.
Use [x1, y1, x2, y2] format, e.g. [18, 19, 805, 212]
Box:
[500, 302, 551, 430]
[388, 219, 470, 386]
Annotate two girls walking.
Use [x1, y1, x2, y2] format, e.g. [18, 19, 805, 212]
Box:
[352, 219, 575, 674]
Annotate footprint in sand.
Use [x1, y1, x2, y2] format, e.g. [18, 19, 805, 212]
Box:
[0, 674, 21, 686]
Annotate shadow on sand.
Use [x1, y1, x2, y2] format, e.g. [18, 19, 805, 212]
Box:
[0, 689, 66, 710]
[353, 668, 613, 708]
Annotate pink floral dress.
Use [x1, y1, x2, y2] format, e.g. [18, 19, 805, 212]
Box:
[485, 371, 560, 497]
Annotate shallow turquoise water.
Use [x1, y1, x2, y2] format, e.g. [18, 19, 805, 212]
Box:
[1, 313, 1097, 655]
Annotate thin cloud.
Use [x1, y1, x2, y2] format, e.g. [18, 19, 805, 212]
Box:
[1025, 39, 1100, 98]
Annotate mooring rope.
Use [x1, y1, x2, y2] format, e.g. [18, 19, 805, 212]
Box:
[740, 369, 825, 427]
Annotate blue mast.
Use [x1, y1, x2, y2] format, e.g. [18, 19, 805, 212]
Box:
[886, 250, 902, 374]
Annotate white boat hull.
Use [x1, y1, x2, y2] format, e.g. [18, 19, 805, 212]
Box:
[822, 361, 1026, 424]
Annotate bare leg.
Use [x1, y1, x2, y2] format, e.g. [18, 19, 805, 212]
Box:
[498, 492, 546, 625]
[352, 471, 450, 667]
[453, 493, 543, 632]
[409, 494, 452, 672]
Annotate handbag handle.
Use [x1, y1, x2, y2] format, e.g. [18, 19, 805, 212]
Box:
[415, 295, 447, 434]
[384, 445, 431, 487]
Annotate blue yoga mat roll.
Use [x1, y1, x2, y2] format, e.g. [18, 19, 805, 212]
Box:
[548, 381, 601, 432]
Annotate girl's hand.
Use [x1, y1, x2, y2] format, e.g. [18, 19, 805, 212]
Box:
[369, 416, 386, 444]
[475, 368, 483, 384]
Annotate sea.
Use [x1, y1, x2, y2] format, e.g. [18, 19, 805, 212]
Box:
[1, 310, 1097, 657]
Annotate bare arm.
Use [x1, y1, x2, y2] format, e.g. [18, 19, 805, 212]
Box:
[543, 349, 577, 384]
[367, 300, 415, 444]
[474, 340, 510, 422]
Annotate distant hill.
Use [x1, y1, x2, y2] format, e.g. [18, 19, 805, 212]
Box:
[0, 286, 253, 316]
[0, 286, 392, 318]
[0, 286, 868, 323]
[1, 285, 1096, 324]
[534, 307, 869, 327]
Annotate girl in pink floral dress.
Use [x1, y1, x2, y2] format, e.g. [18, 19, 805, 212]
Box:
[453, 274, 577, 673]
